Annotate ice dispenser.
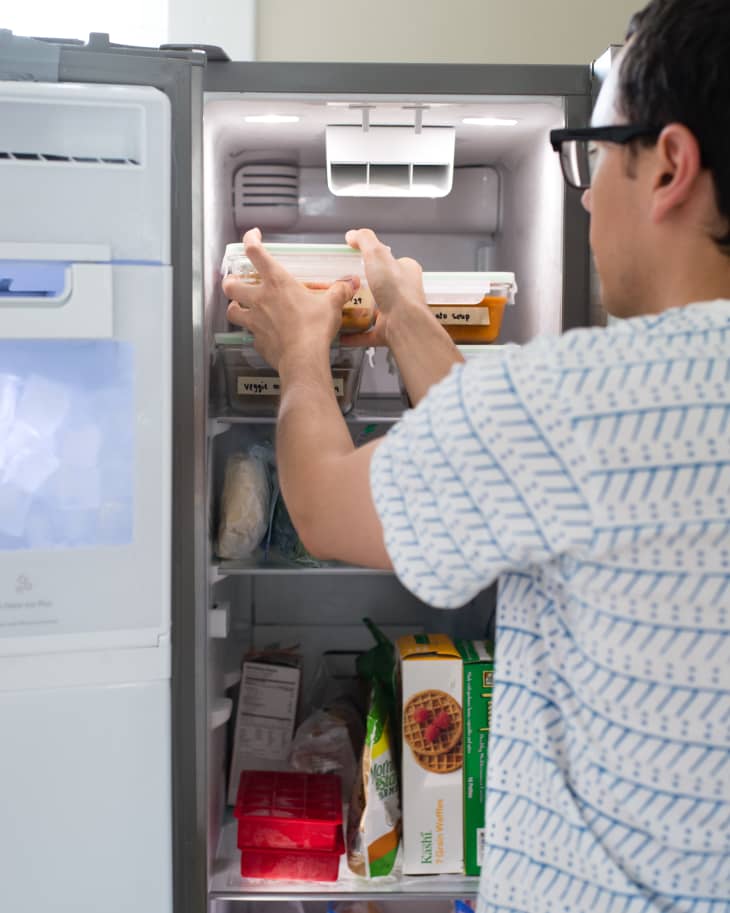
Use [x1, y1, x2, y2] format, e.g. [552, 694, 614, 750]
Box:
[0, 81, 173, 654]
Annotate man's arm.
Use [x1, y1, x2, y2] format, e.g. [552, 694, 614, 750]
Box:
[222, 228, 467, 567]
[344, 229, 464, 407]
[275, 345, 391, 567]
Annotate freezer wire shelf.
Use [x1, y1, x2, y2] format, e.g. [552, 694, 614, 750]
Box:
[211, 550, 394, 581]
[211, 814, 479, 902]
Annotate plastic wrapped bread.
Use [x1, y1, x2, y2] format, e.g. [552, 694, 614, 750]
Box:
[216, 449, 270, 559]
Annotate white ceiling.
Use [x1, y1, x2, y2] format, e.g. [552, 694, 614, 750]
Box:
[204, 94, 565, 168]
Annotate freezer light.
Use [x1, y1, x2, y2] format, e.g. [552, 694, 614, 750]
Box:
[462, 117, 518, 127]
[244, 114, 300, 124]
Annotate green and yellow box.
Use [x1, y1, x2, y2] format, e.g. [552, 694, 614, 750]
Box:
[456, 639, 494, 876]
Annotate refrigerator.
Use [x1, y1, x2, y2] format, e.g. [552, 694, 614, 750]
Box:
[0, 29, 606, 913]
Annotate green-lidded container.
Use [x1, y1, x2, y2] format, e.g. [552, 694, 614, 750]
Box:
[214, 332, 365, 416]
[221, 242, 375, 334]
[456, 639, 495, 876]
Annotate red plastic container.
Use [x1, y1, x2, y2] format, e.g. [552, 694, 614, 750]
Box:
[239, 831, 345, 882]
[234, 770, 343, 851]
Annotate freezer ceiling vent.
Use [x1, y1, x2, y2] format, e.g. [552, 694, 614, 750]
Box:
[233, 162, 299, 232]
[326, 125, 455, 198]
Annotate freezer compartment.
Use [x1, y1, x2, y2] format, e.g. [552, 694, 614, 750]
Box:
[206, 567, 495, 899]
[209, 422, 399, 572]
[204, 93, 567, 352]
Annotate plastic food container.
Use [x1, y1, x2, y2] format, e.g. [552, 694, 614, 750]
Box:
[215, 332, 365, 416]
[222, 242, 375, 334]
[422, 271, 517, 343]
[234, 770, 343, 851]
[239, 832, 345, 882]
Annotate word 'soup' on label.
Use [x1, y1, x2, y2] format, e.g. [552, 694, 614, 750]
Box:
[432, 306, 490, 326]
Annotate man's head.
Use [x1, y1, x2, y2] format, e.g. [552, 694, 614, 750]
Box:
[577, 0, 730, 318]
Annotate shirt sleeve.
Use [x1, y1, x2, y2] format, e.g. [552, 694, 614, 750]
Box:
[370, 342, 594, 608]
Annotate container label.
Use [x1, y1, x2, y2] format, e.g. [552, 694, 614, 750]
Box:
[237, 375, 344, 396]
[431, 306, 490, 326]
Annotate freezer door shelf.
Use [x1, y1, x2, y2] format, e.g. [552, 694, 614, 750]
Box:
[210, 814, 478, 902]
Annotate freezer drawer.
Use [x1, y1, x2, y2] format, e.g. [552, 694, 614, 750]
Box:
[0, 677, 172, 913]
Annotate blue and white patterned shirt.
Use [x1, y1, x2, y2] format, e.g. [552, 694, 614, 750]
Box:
[371, 301, 730, 913]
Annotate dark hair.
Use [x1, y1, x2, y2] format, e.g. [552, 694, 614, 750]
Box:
[619, 0, 730, 254]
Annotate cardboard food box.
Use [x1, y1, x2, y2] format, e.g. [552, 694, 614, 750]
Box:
[227, 650, 302, 805]
[397, 633, 463, 874]
[457, 640, 494, 876]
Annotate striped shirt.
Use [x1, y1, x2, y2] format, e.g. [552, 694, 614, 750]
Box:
[371, 301, 730, 913]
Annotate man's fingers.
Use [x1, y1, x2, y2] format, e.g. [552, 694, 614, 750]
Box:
[226, 300, 255, 330]
[327, 277, 359, 309]
[346, 228, 392, 260]
[340, 312, 387, 348]
[398, 256, 423, 278]
[222, 274, 265, 306]
[241, 227, 291, 285]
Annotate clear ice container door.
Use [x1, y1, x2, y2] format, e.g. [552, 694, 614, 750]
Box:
[0, 265, 171, 653]
[0, 340, 134, 550]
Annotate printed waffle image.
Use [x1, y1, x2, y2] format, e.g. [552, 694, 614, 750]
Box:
[414, 742, 463, 774]
[403, 689, 462, 757]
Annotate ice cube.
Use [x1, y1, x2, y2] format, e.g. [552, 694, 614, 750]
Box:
[16, 374, 71, 437]
[58, 423, 102, 468]
[0, 483, 32, 538]
[2, 423, 59, 493]
[45, 464, 101, 511]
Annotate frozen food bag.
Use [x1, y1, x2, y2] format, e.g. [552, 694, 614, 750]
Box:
[347, 620, 401, 878]
[216, 447, 271, 559]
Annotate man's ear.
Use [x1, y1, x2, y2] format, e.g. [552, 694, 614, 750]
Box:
[650, 123, 703, 224]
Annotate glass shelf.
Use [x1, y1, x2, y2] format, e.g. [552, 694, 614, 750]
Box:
[210, 816, 479, 903]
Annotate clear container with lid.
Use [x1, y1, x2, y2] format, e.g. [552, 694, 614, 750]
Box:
[221, 242, 375, 334]
[214, 331, 365, 416]
[422, 271, 517, 343]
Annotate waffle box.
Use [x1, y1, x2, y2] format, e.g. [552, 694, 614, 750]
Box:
[397, 633, 463, 874]
[456, 640, 495, 876]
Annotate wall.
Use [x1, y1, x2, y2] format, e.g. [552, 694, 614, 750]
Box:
[255, 0, 640, 65]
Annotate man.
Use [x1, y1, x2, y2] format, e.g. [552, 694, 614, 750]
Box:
[222, 0, 729, 909]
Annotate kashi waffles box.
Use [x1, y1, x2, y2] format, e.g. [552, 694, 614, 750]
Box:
[396, 633, 463, 874]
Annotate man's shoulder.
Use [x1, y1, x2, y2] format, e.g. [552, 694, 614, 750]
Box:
[507, 300, 730, 375]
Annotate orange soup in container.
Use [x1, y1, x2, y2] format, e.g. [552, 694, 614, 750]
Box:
[422, 271, 517, 343]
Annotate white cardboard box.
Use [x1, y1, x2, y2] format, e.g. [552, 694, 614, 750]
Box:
[227, 655, 301, 805]
[397, 634, 464, 874]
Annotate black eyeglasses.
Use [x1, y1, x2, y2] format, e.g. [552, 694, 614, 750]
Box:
[549, 125, 662, 190]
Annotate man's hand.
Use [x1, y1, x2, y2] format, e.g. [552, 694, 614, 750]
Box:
[343, 228, 463, 406]
[222, 228, 358, 370]
[342, 228, 429, 347]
